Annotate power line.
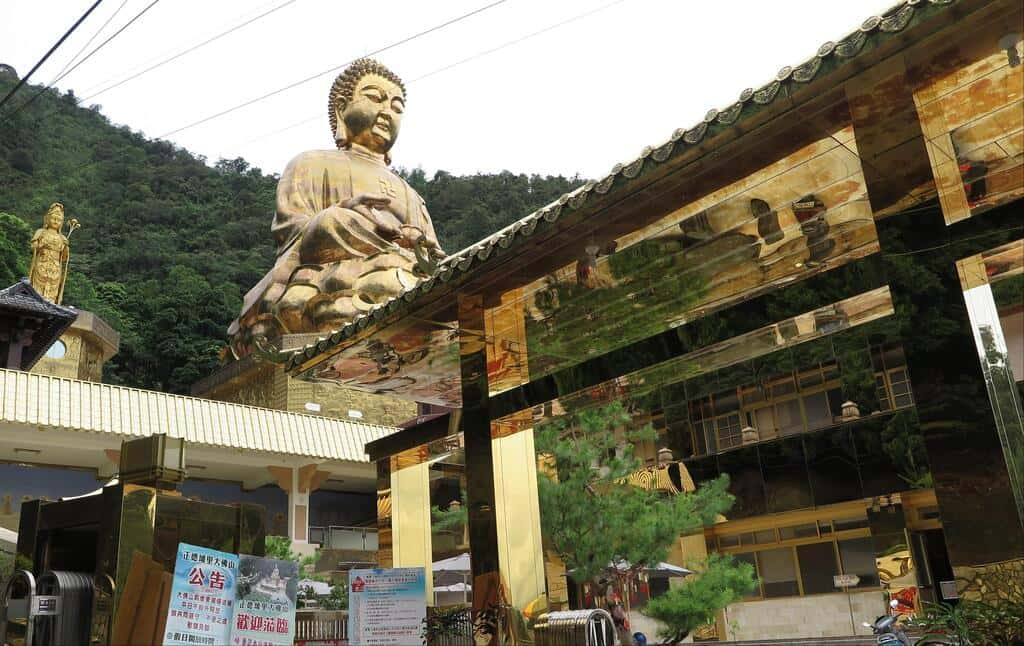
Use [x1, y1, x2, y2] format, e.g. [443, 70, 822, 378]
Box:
[230, 0, 628, 152]
[409, 0, 626, 84]
[82, 0, 298, 103]
[50, 0, 131, 85]
[0, 0, 105, 112]
[158, 0, 509, 139]
[2, 0, 162, 121]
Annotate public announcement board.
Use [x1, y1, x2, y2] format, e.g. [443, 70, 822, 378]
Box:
[163, 543, 238, 646]
[348, 567, 426, 645]
[230, 554, 299, 645]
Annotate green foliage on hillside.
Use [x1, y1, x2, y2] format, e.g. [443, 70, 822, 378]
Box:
[0, 73, 581, 392]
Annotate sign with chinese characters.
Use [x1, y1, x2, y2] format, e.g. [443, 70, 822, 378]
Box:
[230, 554, 298, 646]
[833, 573, 861, 588]
[164, 543, 237, 646]
[348, 567, 426, 645]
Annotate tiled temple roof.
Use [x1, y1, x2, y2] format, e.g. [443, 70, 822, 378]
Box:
[0, 279, 78, 370]
[286, 0, 957, 371]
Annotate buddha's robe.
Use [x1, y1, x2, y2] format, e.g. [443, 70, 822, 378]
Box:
[230, 148, 442, 351]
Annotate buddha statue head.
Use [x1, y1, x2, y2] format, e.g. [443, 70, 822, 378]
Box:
[44, 202, 65, 230]
[328, 58, 406, 161]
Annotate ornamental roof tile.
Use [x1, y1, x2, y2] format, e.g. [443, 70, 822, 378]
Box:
[286, 0, 957, 371]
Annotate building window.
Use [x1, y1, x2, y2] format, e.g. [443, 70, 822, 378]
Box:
[758, 547, 800, 598]
[837, 537, 880, 588]
[715, 413, 743, 451]
[797, 542, 840, 594]
[713, 515, 878, 599]
[45, 339, 66, 359]
[681, 344, 915, 457]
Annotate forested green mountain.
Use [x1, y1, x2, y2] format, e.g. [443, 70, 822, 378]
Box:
[0, 72, 583, 392]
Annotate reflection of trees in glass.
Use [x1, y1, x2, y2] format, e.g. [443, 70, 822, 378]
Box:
[881, 410, 932, 489]
[528, 238, 708, 379]
[431, 489, 468, 537]
[534, 402, 736, 617]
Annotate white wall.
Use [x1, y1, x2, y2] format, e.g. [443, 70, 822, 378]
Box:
[722, 590, 883, 641]
[1000, 308, 1024, 382]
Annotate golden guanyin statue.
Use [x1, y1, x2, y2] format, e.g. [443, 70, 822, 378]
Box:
[29, 203, 75, 304]
[229, 58, 444, 357]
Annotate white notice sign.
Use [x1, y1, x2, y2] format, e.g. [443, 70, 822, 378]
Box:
[348, 568, 426, 645]
[833, 573, 861, 588]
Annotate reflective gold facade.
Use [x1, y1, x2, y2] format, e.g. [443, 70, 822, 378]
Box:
[298, 0, 1024, 640]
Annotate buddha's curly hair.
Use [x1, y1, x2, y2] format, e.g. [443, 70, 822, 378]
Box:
[327, 58, 405, 148]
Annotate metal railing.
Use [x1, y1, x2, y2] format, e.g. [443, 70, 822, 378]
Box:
[308, 526, 379, 551]
[295, 609, 348, 642]
[534, 609, 617, 646]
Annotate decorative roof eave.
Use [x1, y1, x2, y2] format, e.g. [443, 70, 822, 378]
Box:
[0, 278, 78, 370]
[287, 0, 959, 374]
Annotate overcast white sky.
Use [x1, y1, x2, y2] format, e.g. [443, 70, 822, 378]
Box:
[1, 0, 893, 179]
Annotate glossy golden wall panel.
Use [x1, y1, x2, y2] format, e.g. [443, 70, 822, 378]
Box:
[495, 286, 897, 433]
[506, 129, 879, 383]
[391, 461, 433, 600]
[304, 318, 462, 406]
[492, 429, 546, 612]
[913, 15, 1024, 225]
[113, 485, 157, 627]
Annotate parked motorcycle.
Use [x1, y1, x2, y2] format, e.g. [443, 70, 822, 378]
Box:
[863, 600, 912, 645]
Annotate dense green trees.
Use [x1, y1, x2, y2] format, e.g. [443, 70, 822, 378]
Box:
[0, 72, 580, 391]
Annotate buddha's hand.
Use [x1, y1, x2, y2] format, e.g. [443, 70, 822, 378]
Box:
[401, 227, 445, 259]
[340, 193, 400, 239]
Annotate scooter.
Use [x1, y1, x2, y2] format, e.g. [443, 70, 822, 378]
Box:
[863, 599, 911, 645]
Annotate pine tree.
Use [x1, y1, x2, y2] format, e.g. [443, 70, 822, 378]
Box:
[534, 402, 736, 617]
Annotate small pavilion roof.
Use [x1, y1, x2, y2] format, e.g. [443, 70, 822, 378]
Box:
[0, 279, 77, 370]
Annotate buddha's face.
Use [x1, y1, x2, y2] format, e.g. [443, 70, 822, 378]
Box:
[339, 73, 405, 154]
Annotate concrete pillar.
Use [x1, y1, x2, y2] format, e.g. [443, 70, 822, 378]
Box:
[267, 464, 329, 554]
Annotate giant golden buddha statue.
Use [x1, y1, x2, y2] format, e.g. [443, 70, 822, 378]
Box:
[229, 59, 445, 357]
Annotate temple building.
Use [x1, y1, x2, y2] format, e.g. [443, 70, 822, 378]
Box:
[0, 206, 392, 571]
[236, 0, 1023, 641]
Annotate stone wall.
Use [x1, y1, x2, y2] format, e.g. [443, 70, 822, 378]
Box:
[286, 378, 415, 427]
[31, 330, 104, 382]
[195, 360, 415, 427]
[954, 558, 1024, 604]
[721, 590, 883, 641]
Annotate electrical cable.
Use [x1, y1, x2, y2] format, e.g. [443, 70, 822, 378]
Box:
[158, 0, 509, 139]
[229, 0, 629, 151]
[49, 0, 131, 86]
[81, 0, 298, 102]
[0, 0, 105, 112]
[1, 0, 162, 121]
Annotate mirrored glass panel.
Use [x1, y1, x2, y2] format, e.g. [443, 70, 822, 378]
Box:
[427, 434, 471, 609]
[911, 7, 1024, 224]
[482, 128, 880, 394]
